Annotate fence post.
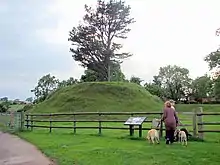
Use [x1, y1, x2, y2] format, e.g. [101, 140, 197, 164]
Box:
[73, 113, 76, 134]
[138, 125, 142, 138]
[130, 113, 134, 136]
[20, 111, 24, 131]
[192, 109, 197, 137]
[10, 112, 14, 129]
[159, 113, 163, 138]
[26, 114, 29, 130]
[49, 113, 52, 133]
[197, 107, 204, 139]
[98, 113, 102, 135]
[30, 115, 33, 131]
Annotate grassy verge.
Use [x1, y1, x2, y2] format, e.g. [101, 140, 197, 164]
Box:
[19, 125, 220, 165]
[18, 100, 220, 165]
[18, 112, 220, 165]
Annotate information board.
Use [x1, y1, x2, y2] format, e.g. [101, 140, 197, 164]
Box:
[124, 117, 146, 126]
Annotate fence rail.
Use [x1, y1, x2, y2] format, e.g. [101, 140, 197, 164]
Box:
[197, 122, 220, 125]
[25, 111, 167, 137]
[2, 107, 219, 140]
[25, 125, 165, 131]
[25, 119, 153, 123]
[25, 111, 198, 138]
[26, 112, 164, 116]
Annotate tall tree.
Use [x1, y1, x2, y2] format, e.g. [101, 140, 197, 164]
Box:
[80, 61, 125, 82]
[68, 0, 135, 81]
[191, 75, 213, 101]
[108, 61, 125, 81]
[204, 28, 220, 71]
[204, 49, 220, 70]
[157, 65, 191, 101]
[144, 83, 165, 99]
[80, 69, 99, 82]
[31, 74, 59, 102]
[213, 77, 220, 99]
[144, 76, 165, 99]
[204, 29, 220, 99]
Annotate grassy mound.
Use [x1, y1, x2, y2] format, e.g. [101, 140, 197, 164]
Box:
[31, 82, 163, 113]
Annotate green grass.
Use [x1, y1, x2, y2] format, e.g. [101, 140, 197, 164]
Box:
[19, 122, 220, 165]
[0, 100, 25, 112]
[8, 104, 25, 111]
[19, 109, 220, 165]
[31, 82, 162, 113]
[17, 83, 220, 164]
[176, 104, 220, 112]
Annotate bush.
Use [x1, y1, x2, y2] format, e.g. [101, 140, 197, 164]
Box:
[0, 101, 10, 113]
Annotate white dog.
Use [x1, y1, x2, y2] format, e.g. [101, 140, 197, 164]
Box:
[175, 129, 187, 146]
[146, 129, 160, 144]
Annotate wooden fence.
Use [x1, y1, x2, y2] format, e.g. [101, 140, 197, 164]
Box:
[25, 112, 165, 138]
[24, 108, 220, 139]
[196, 108, 220, 139]
[24, 111, 189, 138]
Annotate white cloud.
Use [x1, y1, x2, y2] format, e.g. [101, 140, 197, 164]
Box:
[36, 0, 220, 82]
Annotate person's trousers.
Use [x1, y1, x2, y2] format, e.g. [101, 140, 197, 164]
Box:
[165, 130, 175, 144]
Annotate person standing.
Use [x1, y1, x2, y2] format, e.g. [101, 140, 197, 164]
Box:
[161, 101, 179, 144]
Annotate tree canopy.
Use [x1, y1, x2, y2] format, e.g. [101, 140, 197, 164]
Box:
[31, 74, 59, 102]
[157, 65, 191, 101]
[191, 75, 213, 100]
[130, 76, 143, 85]
[204, 49, 220, 70]
[68, 0, 135, 81]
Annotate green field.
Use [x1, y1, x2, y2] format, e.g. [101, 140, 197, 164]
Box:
[0, 100, 26, 112]
[18, 109, 220, 165]
[19, 120, 220, 165]
[176, 104, 220, 112]
[9, 104, 25, 111]
[12, 82, 220, 165]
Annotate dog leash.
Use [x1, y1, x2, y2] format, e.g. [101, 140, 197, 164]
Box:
[156, 120, 161, 128]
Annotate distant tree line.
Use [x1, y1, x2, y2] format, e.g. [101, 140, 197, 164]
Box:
[0, 97, 33, 113]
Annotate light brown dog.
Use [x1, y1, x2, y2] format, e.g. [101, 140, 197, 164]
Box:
[179, 130, 187, 146]
[175, 129, 187, 146]
[146, 129, 160, 144]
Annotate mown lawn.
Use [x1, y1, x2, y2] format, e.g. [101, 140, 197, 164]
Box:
[18, 115, 220, 165]
[15, 104, 220, 165]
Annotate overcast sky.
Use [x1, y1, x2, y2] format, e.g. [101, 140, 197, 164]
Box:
[1, 0, 220, 100]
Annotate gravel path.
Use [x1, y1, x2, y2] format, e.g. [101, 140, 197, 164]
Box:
[0, 132, 54, 165]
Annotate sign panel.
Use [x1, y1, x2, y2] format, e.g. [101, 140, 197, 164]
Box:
[124, 117, 146, 125]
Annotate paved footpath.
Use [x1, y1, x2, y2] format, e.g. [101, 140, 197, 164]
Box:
[0, 132, 54, 165]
